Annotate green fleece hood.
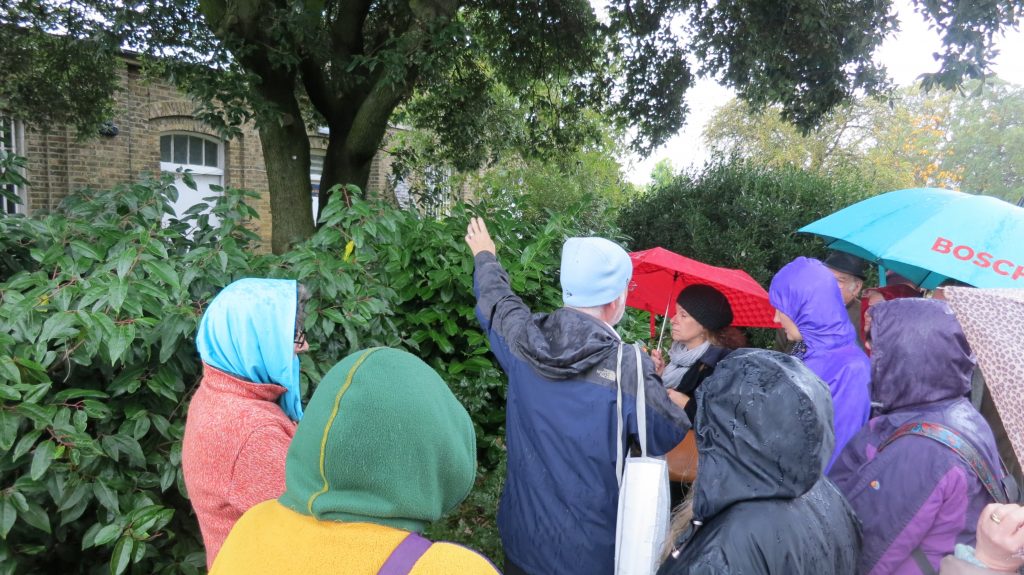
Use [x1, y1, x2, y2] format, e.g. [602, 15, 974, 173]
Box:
[278, 347, 477, 532]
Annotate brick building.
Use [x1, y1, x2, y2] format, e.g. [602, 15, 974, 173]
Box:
[0, 54, 397, 244]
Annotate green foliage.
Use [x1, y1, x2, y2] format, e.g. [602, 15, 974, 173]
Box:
[0, 174, 591, 572]
[703, 80, 1024, 200]
[618, 159, 872, 307]
[0, 24, 120, 137]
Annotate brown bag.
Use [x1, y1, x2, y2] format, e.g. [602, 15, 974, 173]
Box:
[666, 430, 698, 483]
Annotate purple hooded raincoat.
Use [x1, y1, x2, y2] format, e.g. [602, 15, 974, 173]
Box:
[770, 257, 872, 471]
[828, 299, 1002, 575]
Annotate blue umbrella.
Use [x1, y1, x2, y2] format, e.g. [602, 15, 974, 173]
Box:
[799, 188, 1024, 289]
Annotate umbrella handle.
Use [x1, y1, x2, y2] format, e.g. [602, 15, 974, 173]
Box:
[656, 298, 671, 351]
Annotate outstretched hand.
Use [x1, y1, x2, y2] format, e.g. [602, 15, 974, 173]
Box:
[465, 217, 496, 257]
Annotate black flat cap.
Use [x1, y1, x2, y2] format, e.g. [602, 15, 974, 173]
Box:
[823, 251, 868, 280]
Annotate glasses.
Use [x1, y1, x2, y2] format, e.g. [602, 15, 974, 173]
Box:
[294, 330, 307, 347]
[628, 280, 638, 293]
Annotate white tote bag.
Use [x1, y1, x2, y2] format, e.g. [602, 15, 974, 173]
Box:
[613, 343, 672, 575]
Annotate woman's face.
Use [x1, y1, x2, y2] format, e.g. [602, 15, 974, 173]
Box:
[774, 309, 802, 342]
[671, 304, 707, 348]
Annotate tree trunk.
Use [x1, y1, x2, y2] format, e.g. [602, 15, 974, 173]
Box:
[259, 120, 316, 254]
[318, 135, 374, 220]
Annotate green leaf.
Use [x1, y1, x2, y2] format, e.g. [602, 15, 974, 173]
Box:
[94, 524, 123, 547]
[143, 260, 180, 292]
[0, 411, 19, 451]
[18, 501, 50, 534]
[52, 388, 110, 402]
[93, 482, 119, 514]
[38, 312, 78, 343]
[110, 536, 134, 575]
[0, 498, 15, 539]
[30, 440, 57, 481]
[108, 278, 128, 313]
[114, 249, 135, 279]
[0, 383, 20, 401]
[58, 483, 91, 512]
[106, 323, 135, 365]
[13, 429, 42, 461]
[0, 357, 21, 385]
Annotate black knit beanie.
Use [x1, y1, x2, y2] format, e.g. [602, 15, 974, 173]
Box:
[676, 284, 733, 331]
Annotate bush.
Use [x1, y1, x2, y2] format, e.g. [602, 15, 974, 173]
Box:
[0, 174, 591, 573]
[618, 161, 873, 347]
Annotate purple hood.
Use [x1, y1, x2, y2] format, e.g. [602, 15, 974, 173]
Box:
[870, 299, 975, 414]
[770, 257, 871, 470]
[769, 257, 858, 354]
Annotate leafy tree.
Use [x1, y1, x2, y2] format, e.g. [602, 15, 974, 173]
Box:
[4, 0, 1020, 250]
[703, 80, 1024, 199]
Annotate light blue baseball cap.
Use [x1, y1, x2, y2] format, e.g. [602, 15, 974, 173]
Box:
[560, 237, 633, 307]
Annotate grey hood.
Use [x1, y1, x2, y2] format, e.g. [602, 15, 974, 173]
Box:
[692, 349, 835, 522]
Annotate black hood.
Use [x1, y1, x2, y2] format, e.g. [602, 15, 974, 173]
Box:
[513, 307, 620, 379]
[692, 349, 835, 522]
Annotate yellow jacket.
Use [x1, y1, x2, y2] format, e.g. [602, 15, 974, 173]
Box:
[211, 500, 500, 575]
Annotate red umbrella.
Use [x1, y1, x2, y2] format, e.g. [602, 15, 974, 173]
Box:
[627, 247, 778, 340]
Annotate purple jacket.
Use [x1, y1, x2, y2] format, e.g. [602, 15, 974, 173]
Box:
[770, 257, 872, 470]
[828, 299, 1002, 575]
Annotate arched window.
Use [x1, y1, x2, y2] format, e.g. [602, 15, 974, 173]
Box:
[159, 133, 223, 225]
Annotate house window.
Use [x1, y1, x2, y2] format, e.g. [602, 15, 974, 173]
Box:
[159, 132, 224, 226]
[1, 117, 26, 215]
[310, 151, 325, 221]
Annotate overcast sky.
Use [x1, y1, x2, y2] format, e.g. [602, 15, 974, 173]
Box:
[623, 0, 1024, 184]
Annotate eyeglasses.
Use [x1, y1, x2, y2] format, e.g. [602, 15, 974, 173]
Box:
[294, 330, 307, 347]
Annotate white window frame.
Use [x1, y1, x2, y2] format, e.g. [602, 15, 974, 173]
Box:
[1, 117, 27, 215]
[159, 132, 224, 177]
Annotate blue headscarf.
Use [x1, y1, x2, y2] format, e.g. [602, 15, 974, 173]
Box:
[196, 278, 304, 421]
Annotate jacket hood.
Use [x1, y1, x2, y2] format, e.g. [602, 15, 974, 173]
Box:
[869, 298, 974, 414]
[692, 349, 834, 522]
[514, 308, 619, 379]
[278, 348, 476, 533]
[770, 257, 858, 353]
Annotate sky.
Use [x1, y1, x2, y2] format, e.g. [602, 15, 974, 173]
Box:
[623, 0, 1024, 185]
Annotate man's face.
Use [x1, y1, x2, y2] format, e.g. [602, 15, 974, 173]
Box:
[829, 269, 863, 306]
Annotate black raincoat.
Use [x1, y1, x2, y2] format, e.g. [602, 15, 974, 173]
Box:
[658, 349, 862, 575]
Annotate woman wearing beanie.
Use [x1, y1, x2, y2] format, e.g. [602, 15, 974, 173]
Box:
[210, 347, 499, 575]
[651, 284, 742, 503]
[182, 278, 310, 568]
[651, 284, 739, 421]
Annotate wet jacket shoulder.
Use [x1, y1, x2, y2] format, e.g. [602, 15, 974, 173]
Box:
[473, 251, 689, 575]
[828, 299, 1002, 575]
[659, 350, 862, 575]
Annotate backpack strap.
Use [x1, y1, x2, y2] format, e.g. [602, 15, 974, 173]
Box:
[878, 421, 1008, 504]
[377, 532, 433, 575]
[911, 547, 938, 575]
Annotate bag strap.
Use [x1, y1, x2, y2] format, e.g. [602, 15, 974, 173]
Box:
[910, 548, 937, 575]
[614, 343, 648, 485]
[632, 343, 647, 457]
[615, 343, 625, 485]
[377, 532, 433, 575]
[879, 421, 1008, 504]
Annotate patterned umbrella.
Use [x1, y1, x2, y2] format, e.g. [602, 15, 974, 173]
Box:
[626, 248, 777, 342]
[945, 287, 1024, 463]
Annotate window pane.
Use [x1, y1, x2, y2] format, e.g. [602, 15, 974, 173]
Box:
[310, 153, 324, 180]
[160, 135, 171, 162]
[173, 135, 188, 164]
[204, 140, 218, 167]
[189, 136, 203, 165]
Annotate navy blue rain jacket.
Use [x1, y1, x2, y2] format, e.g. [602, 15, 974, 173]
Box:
[473, 252, 690, 575]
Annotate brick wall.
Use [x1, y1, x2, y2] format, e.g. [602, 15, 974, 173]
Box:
[20, 56, 394, 245]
